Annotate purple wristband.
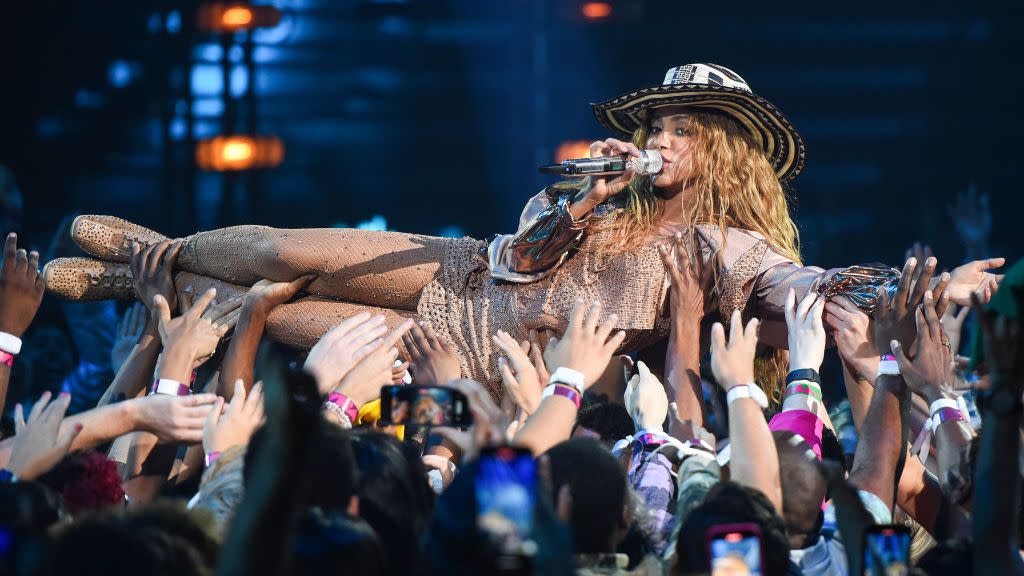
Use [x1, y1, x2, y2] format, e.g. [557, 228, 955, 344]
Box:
[326, 392, 359, 423]
[548, 383, 581, 408]
[933, 407, 966, 427]
[205, 451, 222, 468]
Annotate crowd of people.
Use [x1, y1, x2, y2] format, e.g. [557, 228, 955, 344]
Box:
[0, 210, 1018, 575]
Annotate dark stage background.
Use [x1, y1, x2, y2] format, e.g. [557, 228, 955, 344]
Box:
[1, 0, 1021, 412]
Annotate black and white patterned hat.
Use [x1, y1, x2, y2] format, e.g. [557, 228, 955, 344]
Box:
[591, 63, 805, 183]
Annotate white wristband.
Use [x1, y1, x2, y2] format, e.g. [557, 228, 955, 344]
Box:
[726, 384, 769, 409]
[0, 332, 22, 355]
[548, 367, 585, 394]
[877, 357, 900, 376]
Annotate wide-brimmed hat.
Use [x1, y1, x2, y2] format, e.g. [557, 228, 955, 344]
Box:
[591, 63, 805, 183]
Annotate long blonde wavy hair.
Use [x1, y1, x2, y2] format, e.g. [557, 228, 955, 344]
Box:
[558, 109, 802, 405]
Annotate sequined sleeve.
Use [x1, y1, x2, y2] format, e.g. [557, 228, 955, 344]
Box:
[488, 188, 591, 283]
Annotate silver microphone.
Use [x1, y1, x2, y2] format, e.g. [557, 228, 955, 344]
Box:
[539, 150, 663, 177]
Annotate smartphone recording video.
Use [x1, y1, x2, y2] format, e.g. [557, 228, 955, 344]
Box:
[863, 524, 910, 576]
[379, 385, 472, 427]
[707, 523, 764, 576]
[475, 446, 537, 563]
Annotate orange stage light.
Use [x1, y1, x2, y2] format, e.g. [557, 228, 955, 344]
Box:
[581, 2, 612, 20]
[196, 135, 284, 171]
[554, 140, 593, 163]
[198, 3, 282, 32]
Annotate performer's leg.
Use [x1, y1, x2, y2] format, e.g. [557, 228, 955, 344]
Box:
[173, 271, 418, 350]
[178, 226, 445, 311]
[69, 215, 446, 310]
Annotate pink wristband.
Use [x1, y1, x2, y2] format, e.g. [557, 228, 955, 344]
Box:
[543, 383, 581, 408]
[0, 351, 13, 368]
[326, 392, 359, 423]
[205, 451, 221, 468]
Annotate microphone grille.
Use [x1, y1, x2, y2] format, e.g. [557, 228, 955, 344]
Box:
[629, 150, 663, 175]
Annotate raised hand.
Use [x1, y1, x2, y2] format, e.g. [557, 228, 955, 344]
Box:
[542, 299, 626, 387]
[492, 330, 543, 415]
[625, 360, 669, 432]
[8, 392, 83, 481]
[873, 256, 940, 355]
[785, 289, 826, 372]
[890, 291, 955, 404]
[154, 287, 240, 382]
[129, 239, 182, 312]
[0, 232, 45, 337]
[204, 379, 265, 454]
[948, 184, 992, 249]
[131, 392, 220, 443]
[111, 302, 147, 373]
[973, 289, 1024, 393]
[241, 276, 315, 319]
[403, 322, 461, 386]
[527, 329, 551, 385]
[824, 296, 878, 382]
[948, 258, 1004, 306]
[303, 313, 389, 394]
[904, 241, 934, 265]
[432, 378, 507, 463]
[334, 319, 415, 406]
[710, 310, 759, 390]
[658, 231, 708, 322]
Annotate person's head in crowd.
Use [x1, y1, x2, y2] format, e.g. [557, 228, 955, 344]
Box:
[423, 457, 574, 575]
[36, 450, 125, 515]
[772, 431, 827, 550]
[349, 430, 433, 576]
[42, 502, 219, 576]
[0, 482, 66, 573]
[244, 417, 358, 513]
[916, 538, 973, 576]
[572, 398, 634, 449]
[672, 481, 791, 576]
[546, 437, 630, 555]
[292, 509, 387, 575]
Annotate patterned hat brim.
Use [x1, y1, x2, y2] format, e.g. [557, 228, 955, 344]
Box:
[591, 84, 806, 184]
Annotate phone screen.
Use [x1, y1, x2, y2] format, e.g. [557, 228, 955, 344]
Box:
[380, 385, 470, 426]
[709, 530, 763, 576]
[475, 446, 536, 557]
[863, 525, 910, 576]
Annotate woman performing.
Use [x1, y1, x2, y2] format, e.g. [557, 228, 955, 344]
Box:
[43, 63, 1000, 402]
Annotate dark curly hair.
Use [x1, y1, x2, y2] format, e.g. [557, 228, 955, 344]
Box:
[673, 481, 791, 576]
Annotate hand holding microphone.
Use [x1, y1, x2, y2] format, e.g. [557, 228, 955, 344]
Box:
[540, 138, 662, 216]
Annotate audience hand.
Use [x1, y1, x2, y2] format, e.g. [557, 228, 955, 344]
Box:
[128, 392, 220, 443]
[709, 310, 759, 390]
[973, 288, 1024, 394]
[154, 287, 239, 382]
[434, 378, 507, 463]
[130, 240, 182, 312]
[659, 231, 708, 322]
[403, 322, 461, 385]
[873, 256, 939, 354]
[667, 402, 717, 450]
[204, 379, 265, 454]
[334, 319, 415, 406]
[948, 258, 1004, 306]
[948, 184, 992, 249]
[111, 302, 147, 373]
[625, 361, 668, 432]
[904, 241, 934, 265]
[785, 289, 826, 372]
[8, 392, 83, 481]
[527, 329, 552, 384]
[0, 233, 45, 338]
[824, 296, 878, 381]
[493, 330, 543, 415]
[542, 299, 626, 387]
[242, 276, 315, 320]
[890, 291, 955, 404]
[304, 313, 388, 394]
